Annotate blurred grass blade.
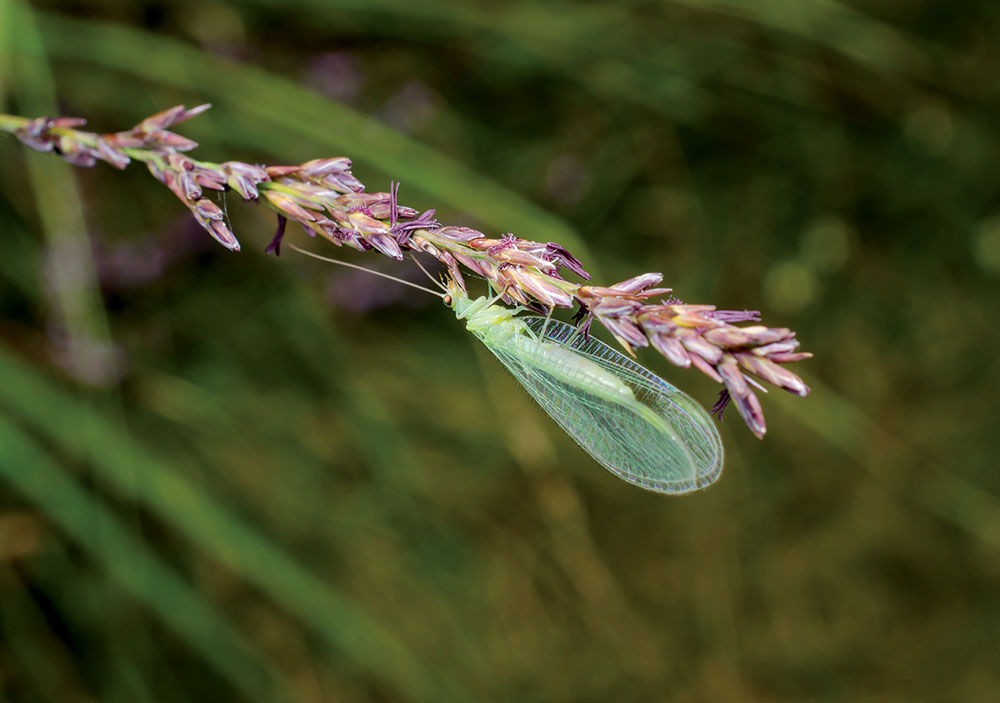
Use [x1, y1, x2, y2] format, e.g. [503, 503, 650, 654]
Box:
[0, 0, 12, 100]
[233, 0, 955, 110]
[667, 0, 935, 81]
[233, 0, 716, 118]
[773, 378, 1000, 548]
[4, 6, 152, 699]
[0, 419, 291, 701]
[25, 9, 592, 272]
[5, 0, 116, 386]
[0, 347, 447, 699]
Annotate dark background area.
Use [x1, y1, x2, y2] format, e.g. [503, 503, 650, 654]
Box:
[1, 1, 999, 700]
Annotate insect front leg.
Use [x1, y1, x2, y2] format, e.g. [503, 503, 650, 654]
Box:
[564, 313, 593, 350]
[537, 306, 556, 342]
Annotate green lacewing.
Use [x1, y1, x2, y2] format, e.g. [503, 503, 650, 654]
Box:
[448, 282, 723, 494]
[290, 245, 724, 494]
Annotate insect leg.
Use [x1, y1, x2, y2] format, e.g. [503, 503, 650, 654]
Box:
[538, 306, 556, 342]
[485, 288, 506, 307]
[564, 322, 584, 349]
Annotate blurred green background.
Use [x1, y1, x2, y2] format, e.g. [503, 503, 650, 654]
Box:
[1, 1, 999, 701]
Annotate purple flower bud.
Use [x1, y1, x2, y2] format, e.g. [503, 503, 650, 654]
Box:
[154, 131, 199, 151]
[707, 309, 761, 323]
[509, 269, 574, 308]
[325, 172, 365, 193]
[328, 209, 350, 226]
[366, 233, 404, 261]
[732, 388, 766, 439]
[593, 299, 640, 317]
[193, 199, 224, 221]
[498, 248, 555, 271]
[702, 326, 754, 348]
[466, 237, 497, 251]
[369, 202, 417, 220]
[451, 252, 484, 277]
[578, 284, 635, 299]
[136, 105, 185, 133]
[599, 315, 648, 349]
[16, 118, 55, 152]
[737, 354, 809, 396]
[752, 341, 800, 357]
[300, 157, 353, 177]
[769, 352, 813, 364]
[740, 325, 788, 341]
[347, 211, 391, 236]
[649, 333, 691, 367]
[227, 174, 260, 200]
[95, 137, 131, 169]
[679, 333, 723, 365]
[181, 103, 213, 122]
[193, 170, 224, 190]
[638, 312, 678, 334]
[62, 152, 98, 168]
[135, 104, 210, 133]
[56, 138, 99, 167]
[263, 190, 319, 222]
[221, 164, 268, 200]
[207, 220, 240, 251]
[611, 272, 662, 293]
[50, 117, 88, 129]
[188, 197, 239, 251]
[333, 193, 365, 210]
[177, 171, 202, 201]
[224, 161, 270, 182]
[266, 165, 302, 178]
[717, 355, 748, 397]
[435, 226, 484, 242]
[689, 353, 723, 383]
[636, 287, 673, 300]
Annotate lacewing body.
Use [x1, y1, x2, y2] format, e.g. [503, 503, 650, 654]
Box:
[451, 286, 724, 494]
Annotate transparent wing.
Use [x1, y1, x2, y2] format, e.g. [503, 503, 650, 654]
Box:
[484, 317, 723, 494]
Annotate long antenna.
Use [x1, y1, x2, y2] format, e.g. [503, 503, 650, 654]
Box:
[408, 252, 448, 293]
[288, 243, 446, 299]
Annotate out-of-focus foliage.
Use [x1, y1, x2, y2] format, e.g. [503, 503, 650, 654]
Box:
[1, 0, 998, 700]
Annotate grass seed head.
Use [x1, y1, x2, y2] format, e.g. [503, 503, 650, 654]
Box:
[1, 103, 812, 436]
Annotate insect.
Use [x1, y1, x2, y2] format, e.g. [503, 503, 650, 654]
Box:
[291, 245, 724, 494]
